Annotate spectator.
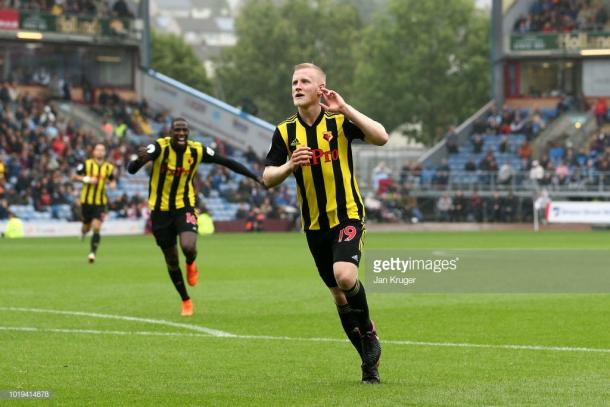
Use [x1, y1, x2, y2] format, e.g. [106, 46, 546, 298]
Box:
[518, 140, 533, 160]
[472, 133, 484, 154]
[445, 126, 459, 154]
[503, 192, 517, 222]
[556, 95, 570, 114]
[498, 162, 515, 185]
[584, 158, 598, 185]
[372, 161, 392, 193]
[529, 160, 544, 185]
[479, 151, 498, 184]
[554, 161, 570, 185]
[488, 192, 503, 222]
[510, 111, 526, 134]
[594, 98, 608, 128]
[513, 14, 531, 33]
[452, 191, 467, 222]
[434, 159, 450, 186]
[436, 194, 452, 222]
[399, 161, 411, 184]
[548, 141, 565, 165]
[574, 148, 588, 167]
[499, 134, 509, 153]
[464, 159, 476, 172]
[469, 191, 483, 222]
[530, 109, 546, 136]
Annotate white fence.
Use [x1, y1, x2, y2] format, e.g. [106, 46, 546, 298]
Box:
[0, 220, 146, 238]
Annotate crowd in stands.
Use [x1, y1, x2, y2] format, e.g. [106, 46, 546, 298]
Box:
[440, 100, 609, 190]
[434, 191, 528, 223]
[0, 85, 299, 230]
[3, 0, 135, 19]
[0, 83, 144, 221]
[514, 0, 610, 33]
[364, 97, 610, 223]
[364, 161, 533, 223]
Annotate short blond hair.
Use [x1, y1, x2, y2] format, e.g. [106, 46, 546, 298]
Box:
[293, 63, 326, 83]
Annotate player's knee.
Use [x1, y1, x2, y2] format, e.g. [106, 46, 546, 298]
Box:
[334, 263, 358, 290]
[91, 221, 102, 233]
[181, 243, 197, 259]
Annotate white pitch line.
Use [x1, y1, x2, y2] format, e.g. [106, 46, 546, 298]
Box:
[1, 325, 609, 354]
[380, 339, 610, 353]
[0, 326, 213, 338]
[0, 306, 234, 337]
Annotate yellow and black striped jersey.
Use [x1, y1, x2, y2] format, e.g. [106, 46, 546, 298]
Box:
[76, 159, 115, 206]
[147, 137, 214, 211]
[265, 110, 365, 231]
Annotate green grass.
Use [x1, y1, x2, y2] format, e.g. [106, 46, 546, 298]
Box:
[0, 231, 609, 406]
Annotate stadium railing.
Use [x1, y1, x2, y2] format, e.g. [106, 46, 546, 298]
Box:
[402, 170, 610, 197]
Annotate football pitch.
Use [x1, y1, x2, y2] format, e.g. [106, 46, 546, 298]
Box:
[1, 231, 609, 406]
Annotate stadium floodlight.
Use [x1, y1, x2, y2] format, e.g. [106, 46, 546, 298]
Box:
[16, 31, 43, 40]
[580, 49, 610, 56]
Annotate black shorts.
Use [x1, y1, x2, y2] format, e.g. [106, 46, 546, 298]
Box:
[81, 204, 106, 224]
[305, 220, 366, 288]
[151, 208, 198, 249]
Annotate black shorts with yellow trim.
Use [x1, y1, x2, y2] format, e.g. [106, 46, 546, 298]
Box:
[305, 219, 366, 288]
[81, 204, 106, 224]
[151, 208, 198, 249]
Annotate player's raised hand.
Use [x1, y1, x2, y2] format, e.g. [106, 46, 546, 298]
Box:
[319, 86, 347, 114]
[290, 146, 313, 169]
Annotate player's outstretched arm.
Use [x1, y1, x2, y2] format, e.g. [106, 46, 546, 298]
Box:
[206, 153, 265, 187]
[320, 87, 388, 146]
[127, 144, 157, 174]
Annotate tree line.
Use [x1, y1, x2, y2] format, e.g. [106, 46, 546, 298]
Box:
[153, 0, 490, 145]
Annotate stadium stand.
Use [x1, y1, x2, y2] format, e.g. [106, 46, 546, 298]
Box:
[8, 0, 136, 19]
[513, 0, 610, 33]
[365, 98, 610, 223]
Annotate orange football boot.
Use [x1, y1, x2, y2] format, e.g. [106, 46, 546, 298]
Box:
[186, 262, 199, 287]
[181, 299, 194, 317]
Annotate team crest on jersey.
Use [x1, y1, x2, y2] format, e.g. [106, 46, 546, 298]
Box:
[187, 157, 194, 166]
[322, 131, 334, 142]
